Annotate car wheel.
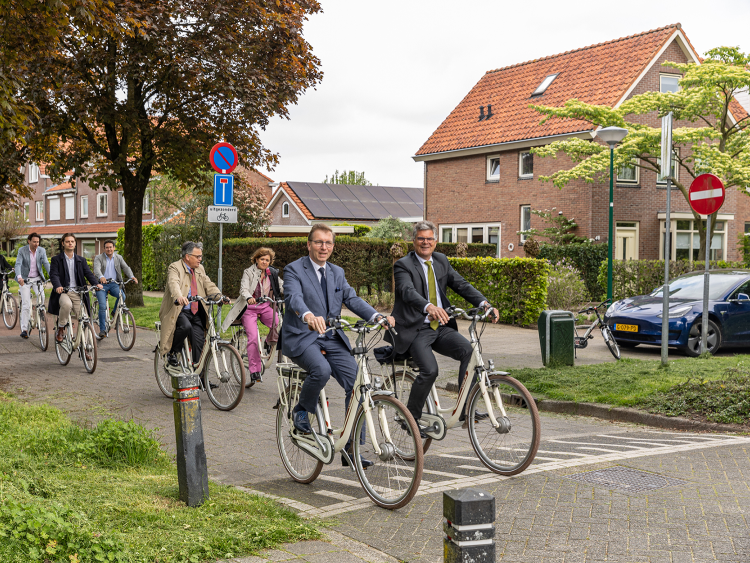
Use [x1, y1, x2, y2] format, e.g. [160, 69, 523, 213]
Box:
[685, 319, 721, 357]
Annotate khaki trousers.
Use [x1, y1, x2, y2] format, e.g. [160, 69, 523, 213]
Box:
[58, 290, 81, 326]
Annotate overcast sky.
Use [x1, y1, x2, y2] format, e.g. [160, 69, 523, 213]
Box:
[257, 0, 750, 188]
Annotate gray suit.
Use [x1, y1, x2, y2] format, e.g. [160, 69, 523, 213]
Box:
[15, 245, 50, 281]
[93, 252, 133, 282]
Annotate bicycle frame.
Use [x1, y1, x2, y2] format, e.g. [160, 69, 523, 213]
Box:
[98, 279, 132, 329]
[229, 296, 283, 371]
[27, 279, 46, 330]
[57, 287, 95, 352]
[173, 299, 230, 379]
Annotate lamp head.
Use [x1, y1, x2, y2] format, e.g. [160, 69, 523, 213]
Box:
[596, 126, 628, 147]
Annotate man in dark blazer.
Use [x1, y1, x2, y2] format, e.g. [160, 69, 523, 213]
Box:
[282, 223, 394, 467]
[389, 221, 499, 428]
[49, 233, 101, 344]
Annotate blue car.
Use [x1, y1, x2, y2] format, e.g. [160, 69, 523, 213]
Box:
[604, 269, 750, 357]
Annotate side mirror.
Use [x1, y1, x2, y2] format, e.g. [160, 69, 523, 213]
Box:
[729, 293, 750, 303]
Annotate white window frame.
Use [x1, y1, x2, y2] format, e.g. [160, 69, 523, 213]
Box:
[97, 193, 108, 217]
[439, 223, 502, 254]
[659, 73, 681, 94]
[118, 191, 125, 216]
[518, 152, 533, 178]
[520, 205, 531, 243]
[615, 221, 640, 260]
[80, 195, 88, 218]
[28, 163, 39, 184]
[142, 190, 151, 214]
[23, 202, 29, 222]
[35, 201, 43, 221]
[486, 156, 500, 181]
[64, 194, 74, 220]
[657, 149, 679, 184]
[660, 217, 728, 262]
[617, 158, 640, 184]
[48, 196, 60, 221]
[282, 201, 290, 218]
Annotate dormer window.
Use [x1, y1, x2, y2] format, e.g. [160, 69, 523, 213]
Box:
[531, 73, 559, 97]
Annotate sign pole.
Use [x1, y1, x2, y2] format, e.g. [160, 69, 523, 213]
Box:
[660, 112, 672, 367]
[218, 222, 223, 292]
[701, 214, 711, 354]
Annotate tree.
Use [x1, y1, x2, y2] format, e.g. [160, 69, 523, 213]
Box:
[0, 208, 26, 254]
[518, 207, 588, 245]
[531, 46, 750, 262]
[23, 0, 322, 305]
[323, 170, 373, 185]
[365, 217, 411, 240]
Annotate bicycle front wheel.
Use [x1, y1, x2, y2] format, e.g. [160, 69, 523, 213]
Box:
[116, 310, 136, 351]
[2, 293, 18, 329]
[276, 382, 324, 483]
[467, 374, 540, 475]
[385, 368, 433, 458]
[81, 322, 98, 373]
[154, 349, 172, 398]
[90, 298, 101, 336]
[601, 325, 621, 360]
[38, 310, 48, 351]
[203, 343, 245, 410]
[55, 324, 72, 365]
[352, 394, 423, 509]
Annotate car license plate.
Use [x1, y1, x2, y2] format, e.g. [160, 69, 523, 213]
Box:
[615, 324, 638, 332]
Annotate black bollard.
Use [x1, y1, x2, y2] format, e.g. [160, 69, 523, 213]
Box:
[172, 372, 209, 507]
[443, 488, 495, 563]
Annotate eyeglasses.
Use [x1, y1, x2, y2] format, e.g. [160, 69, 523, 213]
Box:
[187, 254, 203, 261]
[311, 240, 334, 248]
[416, 237, 436, 243]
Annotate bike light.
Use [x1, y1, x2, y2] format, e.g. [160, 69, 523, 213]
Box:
[657, 304, 692, 318]
[373, 376, 383, 391]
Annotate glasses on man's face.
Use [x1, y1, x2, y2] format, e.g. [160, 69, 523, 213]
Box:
[188, 254, 203, 261]
[416, 237, 436, 243]
[311, 240, 334, 248]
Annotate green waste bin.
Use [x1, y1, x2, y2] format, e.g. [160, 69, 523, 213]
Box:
[538, 310, 575, 367]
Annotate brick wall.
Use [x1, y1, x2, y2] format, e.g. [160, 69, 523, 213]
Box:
[269, 193, 310, 226]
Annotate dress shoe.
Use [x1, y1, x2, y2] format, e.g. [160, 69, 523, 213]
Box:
[166, 352, 180, 367]
[341, 451, 374, 468]
[20, 331, 28, 339]
[293, 410, 312, 434]
[399, 418, 429, 439]
[96, 331, 107, 341]
[56, 327, 65, 342]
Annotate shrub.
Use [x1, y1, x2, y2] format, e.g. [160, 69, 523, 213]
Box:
[538, 242, 608, 300]
[365, 217, 412, 240]
[739, 234, 750, 267]
[331, 223, 372, 237]
[546, 261, 588, 311]
[116, 224, 163, 290]
[447, 257, 550, 326]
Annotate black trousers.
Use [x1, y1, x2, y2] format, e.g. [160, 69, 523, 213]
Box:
[406, 324, 473, 422]
[171, 309, 205, 363]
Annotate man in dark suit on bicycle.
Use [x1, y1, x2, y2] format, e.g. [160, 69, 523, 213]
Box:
[388, 221, 499, 432]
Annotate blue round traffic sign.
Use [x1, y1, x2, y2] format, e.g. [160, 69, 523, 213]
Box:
[210, 142, 238, 174]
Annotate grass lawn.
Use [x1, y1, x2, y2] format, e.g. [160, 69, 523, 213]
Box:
[0, 393, 320, 562]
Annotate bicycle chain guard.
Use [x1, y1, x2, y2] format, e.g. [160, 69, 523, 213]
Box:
[420, 413, 447, 440]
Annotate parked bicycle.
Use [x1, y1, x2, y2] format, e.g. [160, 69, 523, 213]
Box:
[92, 277, 137, 351]
[276, 316, 424, 509]
[380, 306, 540, 476]
[1, 270, 18, 330]
[228, 295, 284, 387]
[574, 299, 620, 360]
[20, 277, 49, 351]
[154, 294, 246, 410]
[54, 286, 98, 373]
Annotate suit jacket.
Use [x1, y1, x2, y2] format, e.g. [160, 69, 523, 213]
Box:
[49, 253, 99, 316]
[281, 256, 377, 358]
[389, 251, 486, 354]
[93, 252, 134, 283]
[220, 264, 284, 333]
[15, 245, 50, 281]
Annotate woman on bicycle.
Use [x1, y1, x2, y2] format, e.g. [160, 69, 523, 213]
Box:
[221, 247, 283, 383]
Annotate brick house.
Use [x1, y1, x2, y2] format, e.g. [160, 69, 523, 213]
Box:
[413, 24, 750, 261]
[266, 181, 423, 236]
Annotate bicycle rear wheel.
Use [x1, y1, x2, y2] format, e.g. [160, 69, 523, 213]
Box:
[55, 324, 72, 366]
[90, 298, 101, 336]
[601, 325, 621, 360]
[2, 293, 18, 329]
[81, 322, 98, 373]
[230, 329, 253, 388]
[276, 382, 324, 483]
[466, 374, 540, 475]
[386, 368, 433, 458]
[116, 310, 136, 351]
[154, 349, 172, 398]
[38, 310, 48, 351]
[352, 394, 423, 509]
[203, 343, 245, 410]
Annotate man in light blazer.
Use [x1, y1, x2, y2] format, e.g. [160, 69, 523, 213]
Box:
[93, 240, 138, 338]
[282, 223, 394, 467]
[15, 232, 51, 338]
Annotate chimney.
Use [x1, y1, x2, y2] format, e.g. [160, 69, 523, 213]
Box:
[478, 106, 485, 121]
[486, 104, 493, 119]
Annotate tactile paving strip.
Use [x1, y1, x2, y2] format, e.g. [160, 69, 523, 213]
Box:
[565, 466, 688, 494]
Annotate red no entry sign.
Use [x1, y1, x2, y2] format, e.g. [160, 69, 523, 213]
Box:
[689, 173, 725, 215]
[209, 142, 238, 174]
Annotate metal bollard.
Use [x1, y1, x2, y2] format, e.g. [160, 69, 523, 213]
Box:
[443, 488, 495, 563]
[172, 373, 209, 507]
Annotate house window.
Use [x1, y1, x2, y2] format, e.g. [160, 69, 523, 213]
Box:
[657, 149, 678, 183]
[617, 158, 639, 183]
[49, 196, 60, 221]
[28, 163, 39, 183]
[661, 219, 726, 261]
[440, 224, 501, 254]
[471, 227, 483, 243]
[520, 205, 531, 243]
[488, 226, 499, 246]
[282, 202, 290, 218]
[456, 227, 468, 243]
[142, 190, 151, 214]
[80, 195, 88, 218]
[519, 152, 533, 178]
[531, 73, 559, 96]
[660, 74, 680, 93]
[97, 193, 108, 217]
[35, 201, 43, 221]
[64, 195, 74, 220]
[23, 203, 29, 222]
[745, 222, 750, 234]
[82, 242, 96, 260]
[615, 222, 639, 260]
[486, 156, 500, 181]
[118, 191, 125, 215]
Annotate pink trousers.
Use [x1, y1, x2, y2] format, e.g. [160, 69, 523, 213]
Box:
[241, 302, 279, 373]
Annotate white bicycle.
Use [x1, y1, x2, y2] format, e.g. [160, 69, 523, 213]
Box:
[228, 295, 284, 387]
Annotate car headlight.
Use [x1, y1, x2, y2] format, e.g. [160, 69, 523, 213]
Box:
[657, 304, 693, 318]
[606, 301, 619, 316]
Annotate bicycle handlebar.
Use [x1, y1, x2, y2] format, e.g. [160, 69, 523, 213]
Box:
[255, 295, 285, 305]
[323, 315, 398, 336]
[21, 277, 47, 285]
[104, 277, 136, 286]
[445, 305, 495, 322]
[63, 285, 99, 294]
[577, 298, 613, 315]
[173, 294, 229, 306]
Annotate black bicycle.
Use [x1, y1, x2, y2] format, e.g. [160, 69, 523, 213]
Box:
[574, 299, 620, 360]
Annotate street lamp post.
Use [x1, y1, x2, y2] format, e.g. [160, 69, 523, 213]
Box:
[595, 126, 628, 301]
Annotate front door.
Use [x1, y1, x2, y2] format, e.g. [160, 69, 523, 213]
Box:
[615, 223, 638, 261]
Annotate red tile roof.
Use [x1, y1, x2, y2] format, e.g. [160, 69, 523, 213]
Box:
[23, 220, 155, 236]
[416, 24, 683, 156]
[279, 182, 314, 220]
[46, 182, 74, 193]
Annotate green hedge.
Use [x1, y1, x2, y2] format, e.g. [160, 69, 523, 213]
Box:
[447, 257, 550, 326]
[116, 225, 163, 291]
[538, 243, 608, 300]
[221, 237, 496, 298]
[740, 235, 750, 267]
[331, 223, 372, 237]
[598, 259, 747, 302]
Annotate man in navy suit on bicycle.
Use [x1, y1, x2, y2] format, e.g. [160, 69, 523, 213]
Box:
[282, 223, 395, 467]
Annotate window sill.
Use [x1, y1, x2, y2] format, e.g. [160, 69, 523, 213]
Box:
[518, 176, 533, 181]
[656, 184, 680, 189]
[485, 179, 499, 184]
[616, 183, 640, 188]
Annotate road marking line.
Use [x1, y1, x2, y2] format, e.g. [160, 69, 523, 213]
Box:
[315, 490, 357, 501]
[391, 475, 431, 484]
[423, 466, 472, 478]
[457, 465, 491, 472]
[595, 434, 719, 445]
[317, 474, 363, 488]
[548, 440, 647, 450]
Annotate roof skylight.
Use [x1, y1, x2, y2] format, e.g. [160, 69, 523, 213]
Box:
[531, 73, 559, 96]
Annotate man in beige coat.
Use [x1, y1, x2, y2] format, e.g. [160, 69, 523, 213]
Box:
[159, 241, 226, 367]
